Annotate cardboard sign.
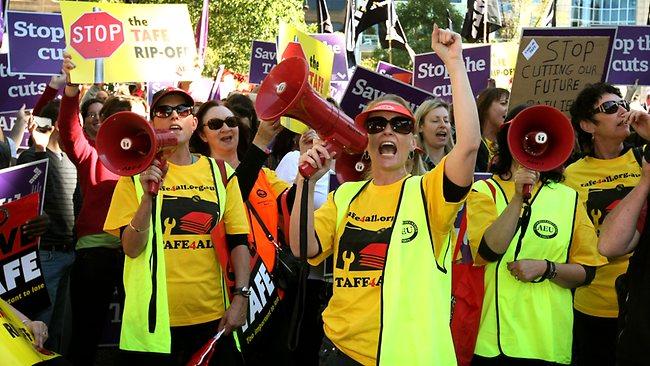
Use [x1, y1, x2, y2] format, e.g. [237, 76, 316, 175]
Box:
[59, 1, 198, 83]
[509, 28, 616, 114]
[607, 26, 650, 86]
[312, 33, 349, 82]
[340, 66, 434, 119]
[0, 193, 50, 318]
[248, 40, 277, 85]
[490, 42, 518, 88]
[414, 45, 491, 101]
[6, 11, 65, 76]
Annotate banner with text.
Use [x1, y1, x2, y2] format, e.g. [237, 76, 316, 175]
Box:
[6, 11, 65, 75]
[248, 40, 277, 85]
[607, 26, 650, 86]
[312, 33, 348, 82]
[340, 66, 434, 119]
[510, 28, 616, 114]
[59, 1, 198, 84]
[0, 192, 49, 318]
[490, 42, 518, 88]
[413, 45, 491, 101]
[277, 23, 334, 133]
[376, 61, 412, 84]
[0, 54, 50, 149]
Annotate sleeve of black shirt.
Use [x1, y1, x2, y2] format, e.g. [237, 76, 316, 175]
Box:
[442, 173, 471, 203]
[235, 144, 268, 199]
[0, 141, 11, 169]
[16, 148, 47, 165]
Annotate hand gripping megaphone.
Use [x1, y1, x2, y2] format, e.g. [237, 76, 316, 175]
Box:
[507, 105, 575, 201]
[96, 111, 178, 195]
[255, 56, 368, 182]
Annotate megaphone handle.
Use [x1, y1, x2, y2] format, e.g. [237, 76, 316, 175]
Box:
[147, 159, 168, 196]
[299, 159, 320, 179]
[522, 183, 532, 202]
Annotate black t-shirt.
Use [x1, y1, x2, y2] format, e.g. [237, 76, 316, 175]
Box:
[0, 140, 11, 169]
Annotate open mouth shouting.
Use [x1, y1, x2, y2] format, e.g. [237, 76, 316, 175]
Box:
[379, 141, 398, 156]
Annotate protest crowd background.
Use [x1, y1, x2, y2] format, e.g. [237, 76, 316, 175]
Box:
[0, 0, 650, 365]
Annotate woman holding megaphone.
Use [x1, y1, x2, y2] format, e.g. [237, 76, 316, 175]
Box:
[289, 25, 480, 365]
[464, 105, 606, 365]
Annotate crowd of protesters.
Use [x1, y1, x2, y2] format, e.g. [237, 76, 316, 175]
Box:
[2, 23, 650, 366]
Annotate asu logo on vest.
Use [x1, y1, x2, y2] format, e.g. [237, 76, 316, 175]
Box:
[401, 220, 418, 243]
[533, 220, 558, 239]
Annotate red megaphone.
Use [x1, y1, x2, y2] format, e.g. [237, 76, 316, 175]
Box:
[255, 57, 368, 182]
[507, 105, 575, 201]
[96, 111, 178, 195]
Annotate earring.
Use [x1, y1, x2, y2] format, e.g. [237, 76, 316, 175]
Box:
[355, 151, 370, 172]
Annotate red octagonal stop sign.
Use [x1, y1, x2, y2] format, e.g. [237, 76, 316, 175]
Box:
[70, 12, 124, 59]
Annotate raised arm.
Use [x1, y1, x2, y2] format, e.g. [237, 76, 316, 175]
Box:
[598, 161, 650, 257]
[431, 24, 481, 187]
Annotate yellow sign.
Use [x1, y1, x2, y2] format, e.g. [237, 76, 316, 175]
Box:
[490, 42, 518, 89]
[277, 23, 334, 133]
[60, 1, 198, 84]
[0, 299, 60, 365]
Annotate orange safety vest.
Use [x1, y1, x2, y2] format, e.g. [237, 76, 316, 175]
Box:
[246, 170, 283, 274]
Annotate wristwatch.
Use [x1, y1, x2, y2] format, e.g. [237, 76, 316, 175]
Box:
[232, 286, 252, 298]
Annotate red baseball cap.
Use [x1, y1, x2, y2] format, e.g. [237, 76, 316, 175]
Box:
[354, 101, 415, 133]
[150, 87, 194, 119]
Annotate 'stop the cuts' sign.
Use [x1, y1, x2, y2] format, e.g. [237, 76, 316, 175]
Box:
[606, 26, 650, 86]
[6, 11, 66, 75]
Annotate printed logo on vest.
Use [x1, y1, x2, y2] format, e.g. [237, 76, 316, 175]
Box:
[533, 220, 558, 239]
[402, 220, 418, 243]
[256, 189, 268, 198]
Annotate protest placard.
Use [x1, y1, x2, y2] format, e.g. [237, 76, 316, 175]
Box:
[277, 23, 334, 133]
[490, 42, 518, 88]
[248, 40, 277, 85]
[59, 1, 198, 84]
[607, 26, 650, 86]
[413, 45, 491, 101]
[6, 11, 65, 75]
[376, 61, 412, 84]
[0, 193, 49, 318]
[0, 54, 50, 149]
[510, 28, 616, 114]
[312, 33, 348, 82]
[340, 66, 434, 119]
[146, 81, 176, 107]
[330, 81, 348, 103]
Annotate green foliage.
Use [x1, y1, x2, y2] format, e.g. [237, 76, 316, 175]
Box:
[368, 0, 464, 70]
[137, 0, 308, 76]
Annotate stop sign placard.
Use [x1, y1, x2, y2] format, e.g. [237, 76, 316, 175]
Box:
[70, 12, 124, 59]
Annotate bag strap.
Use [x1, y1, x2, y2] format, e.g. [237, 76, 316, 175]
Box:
[245, 200, 281, 251]
[279, 188, 291, 246]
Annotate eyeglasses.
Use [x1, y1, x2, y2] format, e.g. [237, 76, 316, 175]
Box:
[153, 104, 193, 118]
[206, 116, 240, 130]
[592, 100, 630, 115]
[365, 116, 414, 134]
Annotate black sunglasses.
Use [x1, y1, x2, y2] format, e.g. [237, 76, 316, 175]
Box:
[365, 116, 414, 134]
[592, 100, 630, 115]
[154, 104, 193, 118]
[206, 116, 240, 130]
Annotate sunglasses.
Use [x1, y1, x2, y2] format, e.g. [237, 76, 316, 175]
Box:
[206, 116, 240, 130]
[154, 104, 193, 118]
[592, 100, 630, 115]
[365, 116, 414, 134]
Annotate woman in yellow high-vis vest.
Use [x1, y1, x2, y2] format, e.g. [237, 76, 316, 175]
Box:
[466, 109, 607, 365]
[289, 25, 481, 366]
[104, 88, 251, 365]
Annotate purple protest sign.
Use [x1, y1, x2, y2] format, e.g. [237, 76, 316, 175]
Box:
[376, 61, 411, 79]
[249, 40, 277, 85]
[146, 81, 176, 107]
[330, 81, 348, 103]
[0, 158, 48, 216]
[312, 33, 348, 82]
[414, 45, 491, 101]
[340, 66, 434, 119]
[0, 111, 29, 149]
[6, 11, 65, 75]
[607, 26, 650, 85]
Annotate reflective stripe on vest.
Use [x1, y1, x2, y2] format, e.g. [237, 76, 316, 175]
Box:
[120, 157, 228, 353]
[473, 178, 577, 364]
[334, 177, 456, 366]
